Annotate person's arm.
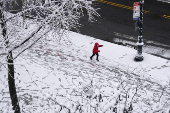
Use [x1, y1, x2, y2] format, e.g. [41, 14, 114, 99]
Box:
[98, 45, 103, 47]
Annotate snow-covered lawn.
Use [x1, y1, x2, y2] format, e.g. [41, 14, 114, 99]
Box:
[0, 31, 170, 113]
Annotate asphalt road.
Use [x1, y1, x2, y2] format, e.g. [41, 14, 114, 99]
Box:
[77, 0, 170, 52]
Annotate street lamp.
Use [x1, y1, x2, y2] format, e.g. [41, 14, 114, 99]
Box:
[134, 0, 144, 61]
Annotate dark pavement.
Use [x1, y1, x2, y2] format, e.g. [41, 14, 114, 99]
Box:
[77, 0, 170, 52]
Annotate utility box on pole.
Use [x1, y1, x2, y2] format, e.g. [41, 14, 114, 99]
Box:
[133, 0, 144, 61]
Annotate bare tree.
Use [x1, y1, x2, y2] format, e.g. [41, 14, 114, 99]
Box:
[0, 0, 99, 112]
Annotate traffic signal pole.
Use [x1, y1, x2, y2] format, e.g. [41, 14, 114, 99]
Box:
[134, 0, 144, 61]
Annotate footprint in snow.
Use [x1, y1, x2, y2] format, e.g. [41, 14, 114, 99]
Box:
[161, 65, 169, 68]
[151, 66, 157, 69]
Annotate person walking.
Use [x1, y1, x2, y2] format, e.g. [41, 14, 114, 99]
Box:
[90, 42, 103, 61]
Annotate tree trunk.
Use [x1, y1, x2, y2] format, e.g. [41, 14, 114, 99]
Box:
[7, 52, 21, 113]
[0, 2, 21, 113]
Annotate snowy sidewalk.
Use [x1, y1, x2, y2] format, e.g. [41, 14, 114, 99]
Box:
[69, 31, 170, 83]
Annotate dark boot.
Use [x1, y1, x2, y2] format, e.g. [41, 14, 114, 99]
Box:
[90, 56, 92, 60]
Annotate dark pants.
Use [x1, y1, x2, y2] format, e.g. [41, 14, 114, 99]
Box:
[90, 53, 99, 60]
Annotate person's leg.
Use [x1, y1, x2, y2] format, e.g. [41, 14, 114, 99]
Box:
[96, 53, 99, 61]
[90, 54, 95, 60]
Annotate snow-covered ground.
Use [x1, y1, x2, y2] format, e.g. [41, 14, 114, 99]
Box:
[157, 0, 170, 3]
[0, 30, 170, 113]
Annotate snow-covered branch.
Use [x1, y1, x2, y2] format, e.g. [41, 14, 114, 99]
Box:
[0, 0, 99, 57]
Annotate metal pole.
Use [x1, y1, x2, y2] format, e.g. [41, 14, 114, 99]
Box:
[135, 0, 144, 61]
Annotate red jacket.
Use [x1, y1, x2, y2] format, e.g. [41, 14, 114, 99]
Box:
[93, 42, 103, 54]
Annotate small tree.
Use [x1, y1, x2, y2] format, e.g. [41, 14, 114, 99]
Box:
[0, 0, 99, 112]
